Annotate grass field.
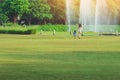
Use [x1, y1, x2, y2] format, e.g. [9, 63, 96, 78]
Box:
[0, 33, 120, 80]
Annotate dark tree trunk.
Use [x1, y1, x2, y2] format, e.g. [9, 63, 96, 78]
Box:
[28, 20, 31, 25]
[13, 15, 18, 23]
[44, 20, 46, 25]
[27, 18, 32, 26]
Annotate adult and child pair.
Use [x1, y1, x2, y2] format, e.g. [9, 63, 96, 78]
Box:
[73, 24, 83, 39]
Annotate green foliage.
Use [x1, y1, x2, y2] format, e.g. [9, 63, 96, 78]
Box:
[22, 0, 52, 25]
[3, 22, 20, 27]
[0, 13, 8, 25]
[38, 25, 68, 31]
[0, 27, 37, 34]
[117, 25, 120, 32]
[2, 0, 29, 15]
[1, 0, 29, 23]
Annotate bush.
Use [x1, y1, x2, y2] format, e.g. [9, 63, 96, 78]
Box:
[24, 29, 36, 34]
[117, 26, 120, 32]
[3, 22, 21, 27]
[0, 27, 37, 34]
[38, 25, 68, 32]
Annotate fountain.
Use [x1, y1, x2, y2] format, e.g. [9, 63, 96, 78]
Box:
[66, 0, 71, 32]
[95, 0, 116, 33]
[80, 0, 95, 32]
[66, 0, 119, 34]
[66, 0, 79, 32]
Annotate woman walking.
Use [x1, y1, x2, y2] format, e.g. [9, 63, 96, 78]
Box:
[78, 24, 83, 39]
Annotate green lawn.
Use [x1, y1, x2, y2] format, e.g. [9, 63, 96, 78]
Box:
[0, 33, 120, 80]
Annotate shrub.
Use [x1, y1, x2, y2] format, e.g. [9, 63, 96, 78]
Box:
[0, 27, 37, 34]
[117, 26, 120, 32]
[3, 22, 21, 27]
[38, 25, 68, 32]
[24, 29, 36, 34]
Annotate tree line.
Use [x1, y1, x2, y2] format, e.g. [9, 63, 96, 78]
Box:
[0, 0, 66, 25]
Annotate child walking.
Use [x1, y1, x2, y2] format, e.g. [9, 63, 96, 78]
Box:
[73, 30, 77, 38]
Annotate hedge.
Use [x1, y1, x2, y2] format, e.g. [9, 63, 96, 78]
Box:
[0, 27, 36, 34]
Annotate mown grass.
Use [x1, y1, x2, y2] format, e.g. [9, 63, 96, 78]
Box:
[0, 34, 120, 80]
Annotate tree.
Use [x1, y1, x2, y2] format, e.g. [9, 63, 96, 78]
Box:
[22, 0, 52, 25]
[1, 0, 29, 23]
[47, 0, 66, 24]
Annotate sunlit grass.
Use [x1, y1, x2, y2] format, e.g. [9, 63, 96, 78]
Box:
[0, 34, 120, 80]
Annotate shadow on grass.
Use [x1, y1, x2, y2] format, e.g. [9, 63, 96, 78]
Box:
[0, 51, 120, 80]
